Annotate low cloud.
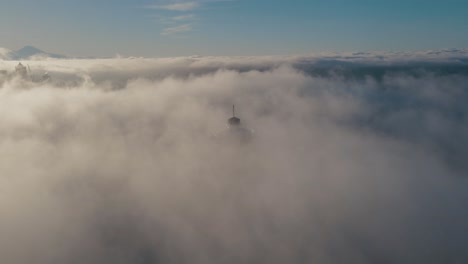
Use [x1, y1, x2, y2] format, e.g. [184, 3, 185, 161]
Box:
[0, 48, 12, 60]
[0, 54, 467, 263]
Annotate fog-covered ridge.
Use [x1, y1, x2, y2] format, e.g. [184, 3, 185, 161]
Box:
[0, 53, 467, 263]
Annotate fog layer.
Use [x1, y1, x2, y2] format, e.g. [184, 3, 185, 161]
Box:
[0, 55, 467, 263]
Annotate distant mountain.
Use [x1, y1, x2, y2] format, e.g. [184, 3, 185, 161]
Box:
[1, 45, 66, 60]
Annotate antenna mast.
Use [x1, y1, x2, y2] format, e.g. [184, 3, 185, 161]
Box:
[228, 104, 241, 126]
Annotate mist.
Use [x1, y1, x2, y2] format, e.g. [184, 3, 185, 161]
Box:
[0, 54, 467, 263]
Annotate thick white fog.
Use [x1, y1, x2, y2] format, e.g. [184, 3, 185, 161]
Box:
[0, 54, 467, 263]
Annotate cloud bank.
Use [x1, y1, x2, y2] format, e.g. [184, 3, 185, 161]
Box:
[0, 53, 467, 263]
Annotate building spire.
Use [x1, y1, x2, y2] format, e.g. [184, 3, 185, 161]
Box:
[228, 104, 240, 126]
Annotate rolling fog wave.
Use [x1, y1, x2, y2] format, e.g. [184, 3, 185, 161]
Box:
[0, 56, 467, 263]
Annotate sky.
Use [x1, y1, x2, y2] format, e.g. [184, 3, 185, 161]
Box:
[0, 0, 467, 57]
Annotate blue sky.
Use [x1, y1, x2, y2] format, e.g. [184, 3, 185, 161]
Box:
[0, 0, 467, 57]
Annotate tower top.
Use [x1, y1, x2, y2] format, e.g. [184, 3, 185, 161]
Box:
[228, 105, 240, 126]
